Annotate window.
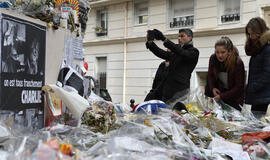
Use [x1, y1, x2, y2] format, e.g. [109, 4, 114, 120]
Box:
[263, 8, 270, 26]
[134, 0, 148, 25]
[169, 0, 194, 28]
[96, 9, 108, 36]
[219, 0, 240, 23]
[96, 57, 107, 89]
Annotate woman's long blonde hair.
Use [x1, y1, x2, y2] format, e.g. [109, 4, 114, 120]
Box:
[215, 37, 238, 73]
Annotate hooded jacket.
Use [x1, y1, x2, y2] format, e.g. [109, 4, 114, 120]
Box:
[245, 30, 270, 105]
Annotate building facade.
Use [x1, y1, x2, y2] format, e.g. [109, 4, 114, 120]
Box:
[84, 0, 270, 104]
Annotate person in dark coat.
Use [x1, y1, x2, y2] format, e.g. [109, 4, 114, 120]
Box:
[245, 17, 270, 114]
[26, 39, 40, 75]
[146, 29, 199, 103]
[144, 60, 169, 101]
[1, 47, 21, 73]
[1, 22, 23, 73]
[205, 37, 245, 111]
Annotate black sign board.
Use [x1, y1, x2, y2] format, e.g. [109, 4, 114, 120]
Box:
[0, 13, 46, 112]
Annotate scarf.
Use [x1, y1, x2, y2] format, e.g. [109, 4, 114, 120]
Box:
[245, 39, 262, 56]
[212, 55, 227, 72]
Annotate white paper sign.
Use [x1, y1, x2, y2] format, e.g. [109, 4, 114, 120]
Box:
[211, 138, 251, 160]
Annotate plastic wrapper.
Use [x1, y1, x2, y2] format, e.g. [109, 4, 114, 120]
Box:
[0, 110, 14, 122]
[211, 100, 248, 122]
[81, 101, 117, 134]
[88, 129, 199, 159]
[261, 116, 270, 124]
[87, 92, 104, 104]
[134, 100, 169, 115]
[12, 0, 58, 22]
[2, 85, 270, 159]
[42, 85, 64, 127]
[42, 85, 119, 134]
[29, 138, 80, 160]
[244, 142, 269, 158]
[46, 125, 103, 152]
[0, 150, 9, 159]
[241, 131, 270, 158]
[103, 111, 206, 159]
[49, 84, 89, 120]
[242, 131, 270, 145]
[30, 144, 59, 160]
[184, 126, 213, 149]
[0, 122, 12, 138]
[0, 124, 100, 159]
[114, 103, 132, 114]
[210, 138, 251, 160]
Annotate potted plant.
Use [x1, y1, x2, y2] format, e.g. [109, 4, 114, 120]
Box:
[94, 26, 107, 36]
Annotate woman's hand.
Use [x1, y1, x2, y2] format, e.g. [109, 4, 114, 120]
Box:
[214, 95, 221, 101]
[212, 88, 220, 97]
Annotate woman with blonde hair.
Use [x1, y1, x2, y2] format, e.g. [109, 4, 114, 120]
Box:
[205, 37, 245, 111]
[245, 17, 270, 115]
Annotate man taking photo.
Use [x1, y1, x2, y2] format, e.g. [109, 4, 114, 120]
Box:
[146, 29, 199, 103]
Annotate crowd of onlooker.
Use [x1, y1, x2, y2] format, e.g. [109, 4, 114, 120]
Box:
[145, 17, 270, 117]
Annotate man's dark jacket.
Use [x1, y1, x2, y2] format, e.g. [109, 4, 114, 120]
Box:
[146, 39, 199, 100]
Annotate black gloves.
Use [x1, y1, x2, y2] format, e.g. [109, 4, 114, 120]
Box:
[146, 30, 155, 49]
[146, 29, 166, 42]
[147, 30, 155, 41]
[153, 29, 166, 41]
[145, 41, 150, 49]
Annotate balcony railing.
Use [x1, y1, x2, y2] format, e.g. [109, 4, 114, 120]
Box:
[170, 15, 194, 28]
[221, 13, 240, 23]
[96, 30, 107, 36]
